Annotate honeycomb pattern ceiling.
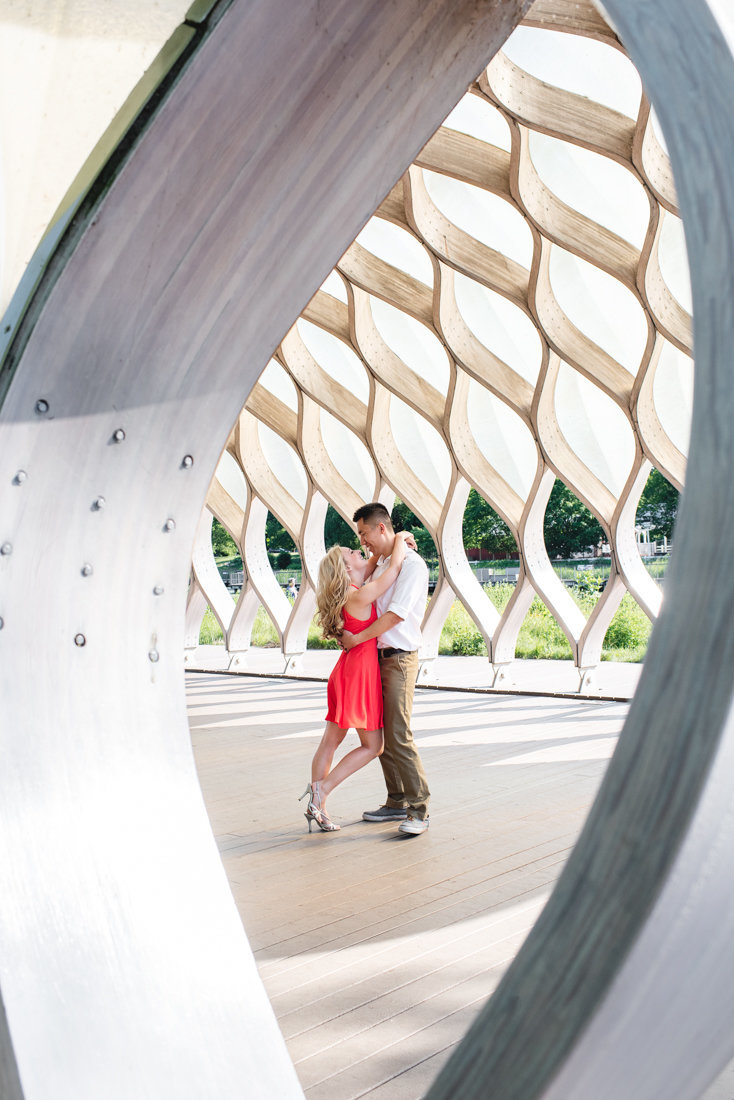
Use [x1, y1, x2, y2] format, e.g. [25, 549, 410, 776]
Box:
[191, 0, 693, 683]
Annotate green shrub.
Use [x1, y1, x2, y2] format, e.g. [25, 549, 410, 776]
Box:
[251, 607, 279, 647]
[601, 643, 648, 663]
[201, 582, 654, 664]
[439, 601, 482, 655]
[515, 597, 573, 660]
[437, 584, 652, 663]
[307, 619, 340, 650]
[575, 571, 604, 596]
[199, 608, 224, 645]
[198, 604, 280, 646]
[450, 622, 487, 656]
[603, 594, 652, 651]
[485, 582, 514, 612]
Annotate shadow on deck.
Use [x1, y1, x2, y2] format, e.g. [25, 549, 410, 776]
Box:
[188, 671, 628, 1098]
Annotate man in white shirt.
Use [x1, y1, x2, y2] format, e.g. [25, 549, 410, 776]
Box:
[341, 502, 430, 835]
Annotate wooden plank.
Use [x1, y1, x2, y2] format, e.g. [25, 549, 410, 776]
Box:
[189, 671, 624, 1098]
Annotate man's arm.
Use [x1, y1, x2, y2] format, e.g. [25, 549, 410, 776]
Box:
[341, 611, 402, 651]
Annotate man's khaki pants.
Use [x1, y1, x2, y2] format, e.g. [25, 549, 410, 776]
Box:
[378, 650, 430, 819]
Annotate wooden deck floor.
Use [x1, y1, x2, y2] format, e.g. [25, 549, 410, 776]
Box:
[187, 671, 628, 1098]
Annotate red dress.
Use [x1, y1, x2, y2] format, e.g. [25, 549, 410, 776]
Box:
[326, 588, 383, 731]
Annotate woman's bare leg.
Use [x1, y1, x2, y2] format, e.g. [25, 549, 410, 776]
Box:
[319, 728, 383, 803]
[311, 721, 346, 786]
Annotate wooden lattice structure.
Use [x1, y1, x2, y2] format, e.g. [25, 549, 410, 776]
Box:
[192, 2, 691, 688]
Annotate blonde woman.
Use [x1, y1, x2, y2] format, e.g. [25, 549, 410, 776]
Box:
[300, 533, 410, 832]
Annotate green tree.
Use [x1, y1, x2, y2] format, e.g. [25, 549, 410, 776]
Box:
[211, 517, 239, 559]
[636, 468, 679, 540]
[391, 499, 437, 560]
[324, 504, 357, 548]
[265, 511, 295, 552]
[544, 479, 605, 558]
[462, 489, 517, 556]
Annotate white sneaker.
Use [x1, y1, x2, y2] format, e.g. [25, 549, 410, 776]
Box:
[398, 815, 429, 835]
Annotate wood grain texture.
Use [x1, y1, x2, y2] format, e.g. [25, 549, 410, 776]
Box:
[188, 671, 626, 1098]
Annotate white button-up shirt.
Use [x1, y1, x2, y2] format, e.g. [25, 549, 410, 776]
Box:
[373, 547, 428, 651]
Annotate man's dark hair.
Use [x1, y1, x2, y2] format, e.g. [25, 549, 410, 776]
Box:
[353, 502, 393, 530]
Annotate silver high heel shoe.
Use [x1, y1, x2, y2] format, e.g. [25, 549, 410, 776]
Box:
[299, 780, 340, 832]
[298, 783, 317, 831]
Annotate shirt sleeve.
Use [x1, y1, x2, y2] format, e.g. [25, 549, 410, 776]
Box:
[386, 551, 428, 620]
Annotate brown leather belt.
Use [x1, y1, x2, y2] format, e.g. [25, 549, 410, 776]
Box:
[379, 647, 411, 658]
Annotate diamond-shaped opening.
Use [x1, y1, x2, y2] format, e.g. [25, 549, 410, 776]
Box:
[634, 467, 679, 552]
[601, 593, 653, 662]
[554, 364, 635, 497]
[388, 396, 452, 503]
[198, 605, 226, 646]
[544, 478, 604, 559]
[318, 269, 348, 302]
[501, 26, 642, 116]
[324, 503, 359, 550]
[258, 359, 298, 410]
[514, 595, 574, 661]
[439, 599, 489, 656]
[462, 489, 518, 559]
[527, 131, 649, 247]
[422, 169, 533, 266]
[356, 218, 434, 286]
[319, 409, 376, 503]
[657, 209, 692, 312]
[454, 272, 542, 386]
[548, 246, 648, 370]
[369, 296, 449, 394]
[466, 381, 537, 498]
[257, 422, 308, 509]
[214, 449, 248, 510]
[443, 89, 511, 149]
[391, 498, 438, 562]
[652, 341, 693, 457]
[296, 318, 370, 402]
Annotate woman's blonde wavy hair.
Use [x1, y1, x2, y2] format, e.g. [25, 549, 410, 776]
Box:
[316, 546, 352, 641]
